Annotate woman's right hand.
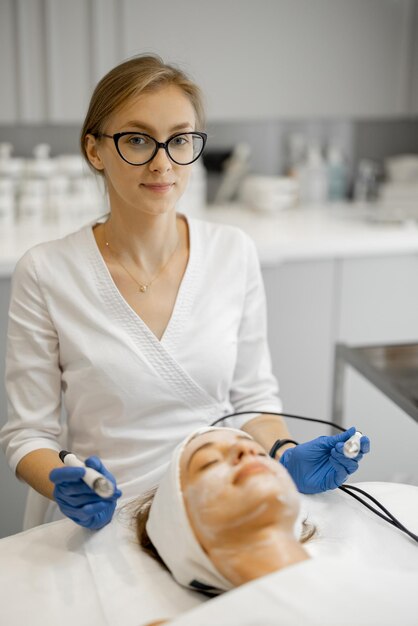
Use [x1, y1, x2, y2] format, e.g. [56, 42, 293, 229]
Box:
[49, 456, 121, 529]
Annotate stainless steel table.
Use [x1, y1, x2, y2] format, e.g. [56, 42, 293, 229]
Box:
[332, 343, 418, 426]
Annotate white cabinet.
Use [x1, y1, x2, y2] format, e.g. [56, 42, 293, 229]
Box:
[44, 0, 119, 122]
[0, 0, 119, 125]
[336, 254, 418, 484]
[262, 260, 337, 443]
[44, 0, 92, 123]
[337, 255, 418, 345]
[1, 0, 417, 123]
[0, 0, 18, 123]
[263, 253, 418, 484]
[410, 0, 418, 115]
[122, 0, 416, 120]
[16, 0, 47, 122]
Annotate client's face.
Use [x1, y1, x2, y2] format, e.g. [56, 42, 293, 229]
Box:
[180, 430, 300, 553]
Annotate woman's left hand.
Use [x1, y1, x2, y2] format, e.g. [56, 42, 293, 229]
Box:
[279, 427, 370, 494]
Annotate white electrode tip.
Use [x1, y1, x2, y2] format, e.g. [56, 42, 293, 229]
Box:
[93, 477, 115, 498]
[343, 431, 362, 458]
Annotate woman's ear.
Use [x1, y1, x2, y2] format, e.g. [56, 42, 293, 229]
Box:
[85, 134, 105, 172]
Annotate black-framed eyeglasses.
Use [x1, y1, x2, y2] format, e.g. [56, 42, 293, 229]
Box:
[94, 131, 207, 166]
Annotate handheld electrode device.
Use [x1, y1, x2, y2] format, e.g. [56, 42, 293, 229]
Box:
[59, 450, 115, 498]
[210, 410, 418, 544]
[343, 431, 363, 458]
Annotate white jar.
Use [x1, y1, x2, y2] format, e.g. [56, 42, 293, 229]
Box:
[298, 146, 328, 205]
[0, 178, 15, 222]
[47, 175, 70, 220]
[0, 193, 15, 224]
[18, 193, 44, 222]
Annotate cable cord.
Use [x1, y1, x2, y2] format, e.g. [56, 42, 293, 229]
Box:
[339, 484, 418, 543]
[209, 409, 418, 545]
[210, 409, 346, 432]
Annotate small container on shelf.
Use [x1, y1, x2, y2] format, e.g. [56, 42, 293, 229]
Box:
[327, 146, 348, 202]
[18, 178, 48, 222]
[17, 144, 55, 222]
[353, 159, 380, 204]
[0, 178, 15, 224]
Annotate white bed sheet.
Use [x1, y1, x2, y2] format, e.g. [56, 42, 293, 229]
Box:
[0, 482, 417, 626]
[169, 556, 418, 626]
[0, 507, 203, 626]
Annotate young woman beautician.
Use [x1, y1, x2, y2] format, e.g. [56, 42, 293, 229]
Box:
[0, 54, 369, 530]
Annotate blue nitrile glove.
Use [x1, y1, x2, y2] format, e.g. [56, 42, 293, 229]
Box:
[279, 427, 370, 494]
[49, 456, 122, 530]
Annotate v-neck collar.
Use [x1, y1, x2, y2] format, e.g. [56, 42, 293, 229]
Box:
[84, 213, 200, 350]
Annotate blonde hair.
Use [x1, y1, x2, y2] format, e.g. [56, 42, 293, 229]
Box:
[80, 53, 206, 174]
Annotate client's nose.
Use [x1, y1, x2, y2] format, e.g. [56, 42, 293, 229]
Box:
[230, 440, 260, 464]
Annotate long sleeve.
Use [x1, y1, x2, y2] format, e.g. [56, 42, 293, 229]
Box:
[0, 249, 63, 474]
[227, 235, 282, 429]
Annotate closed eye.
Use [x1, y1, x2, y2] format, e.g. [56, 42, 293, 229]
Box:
[199, 452, 266, 470]
[198, 459, 220, 471]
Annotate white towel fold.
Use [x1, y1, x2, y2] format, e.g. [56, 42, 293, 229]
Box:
[146, 427, 246, 593]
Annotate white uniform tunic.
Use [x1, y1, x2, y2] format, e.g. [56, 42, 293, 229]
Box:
[0, 215, 282, 523]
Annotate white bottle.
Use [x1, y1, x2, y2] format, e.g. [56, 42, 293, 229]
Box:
[299, 145, 328, 205]
[286, 133, 307, 178]
[18, 144, 54, 222]
[0, 143, 24, 223]
[55, 155, 103, 222]
[0, 143, 25, 181]
[47, 174, 70, 221]
[327, 146, 347, 202]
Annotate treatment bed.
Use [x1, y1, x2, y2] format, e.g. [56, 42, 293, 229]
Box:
[1, 482, 417, 626]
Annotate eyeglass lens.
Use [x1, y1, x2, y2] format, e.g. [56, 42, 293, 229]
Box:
[118, 133, 204, 165]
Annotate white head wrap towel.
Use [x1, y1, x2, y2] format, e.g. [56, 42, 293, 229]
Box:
[146, 426, 251, 594]
[146, 426, 306, 595]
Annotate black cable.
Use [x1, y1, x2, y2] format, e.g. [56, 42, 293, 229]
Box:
[338, 485, 398, 527]
[339, 484, 418, 543]
[210, 410, 346, 432]
[341, 484, 401, 522]
[209, 409, 418, 545]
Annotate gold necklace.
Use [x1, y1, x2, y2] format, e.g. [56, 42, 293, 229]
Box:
[104, 222, 179, 293]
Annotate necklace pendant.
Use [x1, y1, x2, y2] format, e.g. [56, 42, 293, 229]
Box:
[139, 284, 148, 293]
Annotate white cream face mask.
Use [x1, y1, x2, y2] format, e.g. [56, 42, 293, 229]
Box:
[146, 426, 304, 594]
[184, 450, 299, 543]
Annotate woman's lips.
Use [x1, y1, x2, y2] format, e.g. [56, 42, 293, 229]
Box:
[142, 183, 174, 193]
[233, 462, 272, 485]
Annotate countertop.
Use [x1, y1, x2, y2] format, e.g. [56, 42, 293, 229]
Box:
[1, 202, 418, 277]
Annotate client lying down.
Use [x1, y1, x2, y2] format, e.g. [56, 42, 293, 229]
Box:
[137, 427, 313, 593]
[134, 426, 418, 626]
